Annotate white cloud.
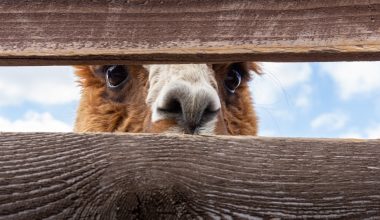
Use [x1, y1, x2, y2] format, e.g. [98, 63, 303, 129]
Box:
[338, 124, 380, 139]
[365, 124, 380, 139]
[258, 129, 277, 137]
[251, 62, 312, 106]
[0, 66, 80, 106]
[0, 111, 72, 132]
[339, 132, 364, 139]
[262, 62, 312, 87]
[295, 85, 312, 108]
[319, 62, 380, 100]
[250, 74, 279, 105]
[311, 112, 348, 130]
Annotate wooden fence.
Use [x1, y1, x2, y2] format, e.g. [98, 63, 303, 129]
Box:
[0, 0, 379, 65]
[0, 0, 379, 219]
[1, 133, 379, 219]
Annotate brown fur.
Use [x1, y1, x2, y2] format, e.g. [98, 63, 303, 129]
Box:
[74, 63, 260, 135]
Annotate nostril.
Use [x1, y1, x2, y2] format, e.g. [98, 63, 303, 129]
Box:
[204, 105, 219, 114]
[204, 105, 220, 117]
[158, 98, 182, 114]
[202, 106, 220, 123]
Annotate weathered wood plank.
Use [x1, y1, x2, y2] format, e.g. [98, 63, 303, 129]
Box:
[0, 133, 379, 219]
[0, 0, 379, 64]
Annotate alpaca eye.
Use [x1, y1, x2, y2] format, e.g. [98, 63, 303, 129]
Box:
[104, 65, 128, 88]
[224, 69, 241, 93]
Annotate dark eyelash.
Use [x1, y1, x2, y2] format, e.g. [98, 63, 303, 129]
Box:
[230, 63, 249, 80]
[102, 65, 112, 74]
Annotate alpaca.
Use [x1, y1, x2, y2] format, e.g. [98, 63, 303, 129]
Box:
[74, 63, 260, 135]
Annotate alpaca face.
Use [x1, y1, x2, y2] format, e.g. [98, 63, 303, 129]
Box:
[74, 63, 259, 135]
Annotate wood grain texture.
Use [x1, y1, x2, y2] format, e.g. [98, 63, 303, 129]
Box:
[0, 133, 379, 219]
[0, 0, 379, 64]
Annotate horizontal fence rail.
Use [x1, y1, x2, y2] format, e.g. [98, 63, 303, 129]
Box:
[0, 0, 378, 65]
[0, 132, 379, 219]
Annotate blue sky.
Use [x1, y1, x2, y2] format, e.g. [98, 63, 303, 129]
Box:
[0, 62, 379, 138]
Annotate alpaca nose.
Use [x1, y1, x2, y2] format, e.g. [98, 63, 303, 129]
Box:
[156, 86, 221, 134]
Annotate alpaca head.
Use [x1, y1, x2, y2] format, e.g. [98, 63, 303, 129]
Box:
[74, 63, 260, 135]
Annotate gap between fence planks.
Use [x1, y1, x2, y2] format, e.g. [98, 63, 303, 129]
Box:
[0, 0, 379, 65]
[0, 132, 379, 219]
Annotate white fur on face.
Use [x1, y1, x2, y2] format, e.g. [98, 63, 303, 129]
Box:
[144, 64, 221, 135]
